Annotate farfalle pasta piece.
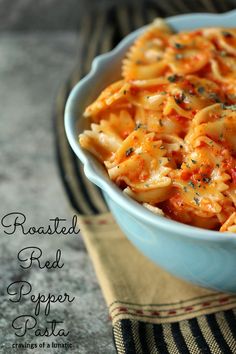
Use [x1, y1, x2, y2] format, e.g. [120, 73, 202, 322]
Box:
[220, 212, 236, 232]
[186, 103, 236, 153]
[210, 57, 236, 88]
[162, 195, 221, 229]
[79, 123, 122, 162]
[203, 28, 236, 56]
[172, 147, 230, 214]
[198, 28, 236, 99]
[84, 80, 132, 120]
[217, 196, 236, 225]
[79, 109, 135, 161]
[227, 188, 236, 208]
[165, 31, 214, 75]
[106, 128, 172, 203]
[122, 19, 172, 80]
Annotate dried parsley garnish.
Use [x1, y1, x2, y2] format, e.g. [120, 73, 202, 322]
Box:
[194, 197, 200, 205]
[175, 53, 184, 60]
[135, 59, 143, 65]
[174, 42, 185, 49]
[125, 148, 134, 157]
[221, 103, 236, 111]
[220, 50, 227, 57]
[134, 123, 142, 130]
[209, 93, 221, 103]
[188, 181, 195, 188]
[167, 74, 178, 83]
[197, 86, 205, 94]
[222, 31, 233, 38]
[202, 177, 211, 183]
[174, 92, 186, 104]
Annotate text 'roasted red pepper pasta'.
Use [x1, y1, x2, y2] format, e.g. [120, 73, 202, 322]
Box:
[79, 19, 236, 232]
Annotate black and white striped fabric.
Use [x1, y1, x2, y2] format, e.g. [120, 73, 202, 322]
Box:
[114, 313, 236, 353]
[54, 1, 236, 353]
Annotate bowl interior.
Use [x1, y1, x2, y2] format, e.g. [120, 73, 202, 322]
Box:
[65, 10, 236, 240]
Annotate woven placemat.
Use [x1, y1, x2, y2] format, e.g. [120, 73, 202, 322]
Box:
[54, 2, 236, 353]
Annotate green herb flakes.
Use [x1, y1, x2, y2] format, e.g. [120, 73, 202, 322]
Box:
[188, 181, 195, 188]
[174, 92, 186, 104]
[202, 177, 211, 183]
[167, 74, 178, 83]
[175, 53, 184, 60]
[194, 197, 200, 205]
[197, 86, 205, 94]
[222, 31, 233, 38]
[125, 148, 134, 157]
[134, 123, 142, 130]
[221, 104, 236, 111]
[220, 50, 227, 57]
[209, 93, 221, 103]
[174, 42, 185, 49]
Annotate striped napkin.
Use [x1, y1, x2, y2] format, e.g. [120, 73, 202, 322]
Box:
[54, 2, 236, 353]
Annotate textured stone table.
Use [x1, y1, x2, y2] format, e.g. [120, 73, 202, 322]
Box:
[0, 32, 115, 354]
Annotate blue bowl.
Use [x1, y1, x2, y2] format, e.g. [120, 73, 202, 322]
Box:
[65, 10, 236, 293]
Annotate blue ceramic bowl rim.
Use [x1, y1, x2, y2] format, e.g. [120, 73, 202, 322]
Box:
[65, 9, 236, 242]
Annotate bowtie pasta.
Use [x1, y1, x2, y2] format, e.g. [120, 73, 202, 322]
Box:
[79, 19, 236, 232]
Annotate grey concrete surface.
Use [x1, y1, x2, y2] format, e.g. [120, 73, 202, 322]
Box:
[0, 32, 115, 354]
